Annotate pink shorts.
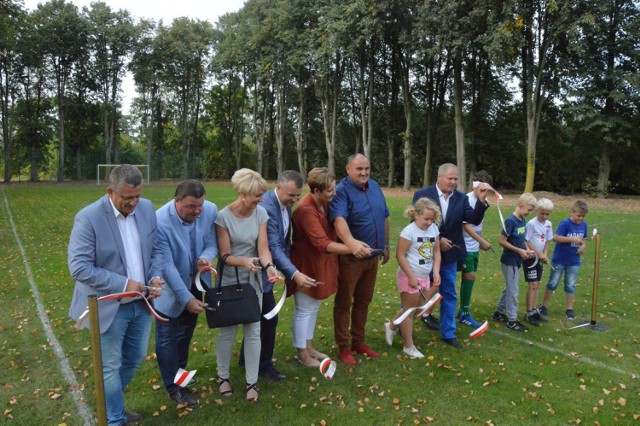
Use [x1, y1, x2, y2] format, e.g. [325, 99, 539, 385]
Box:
[396, 269, 430, 294]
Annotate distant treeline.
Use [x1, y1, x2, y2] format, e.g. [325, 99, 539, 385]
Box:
[1, 0, 639, 195]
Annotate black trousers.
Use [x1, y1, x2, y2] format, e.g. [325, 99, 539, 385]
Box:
[240, 290, 278, 371]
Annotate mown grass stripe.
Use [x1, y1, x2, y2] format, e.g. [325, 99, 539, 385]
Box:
[2, 189, 95, 425]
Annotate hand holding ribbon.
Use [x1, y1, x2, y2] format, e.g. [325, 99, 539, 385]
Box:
[75, 291, 169, 328]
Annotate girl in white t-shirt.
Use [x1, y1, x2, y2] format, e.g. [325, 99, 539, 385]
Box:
[384, 198, 442, 358]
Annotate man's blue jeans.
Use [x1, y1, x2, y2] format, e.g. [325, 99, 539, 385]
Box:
[439, 261, 459, 340]
[101, 300, 152, 426]
[155, 309, 198, 396]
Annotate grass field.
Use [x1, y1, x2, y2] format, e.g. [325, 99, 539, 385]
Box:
[1, 182, 639, 425]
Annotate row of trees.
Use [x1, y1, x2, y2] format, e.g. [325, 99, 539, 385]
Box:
[1, 0, 639, 195]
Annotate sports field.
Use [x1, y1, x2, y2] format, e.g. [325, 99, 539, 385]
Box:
[1, 183, 638, 425]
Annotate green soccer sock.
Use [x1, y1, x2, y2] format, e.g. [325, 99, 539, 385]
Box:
[459, 278, 475, 315]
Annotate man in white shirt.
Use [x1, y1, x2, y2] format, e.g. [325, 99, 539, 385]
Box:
[68, 165, 163, 425]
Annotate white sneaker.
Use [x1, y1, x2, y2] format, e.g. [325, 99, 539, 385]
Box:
[384, 322, 396, 346]
[403, 346, 424, 358]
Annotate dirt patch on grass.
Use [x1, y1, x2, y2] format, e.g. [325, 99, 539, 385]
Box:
[382, 187, 640, 213]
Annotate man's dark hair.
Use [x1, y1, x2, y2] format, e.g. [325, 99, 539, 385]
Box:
[277, 170, 303, 188]
[175, 179, 206, 200]
[473, 170, 494, 186]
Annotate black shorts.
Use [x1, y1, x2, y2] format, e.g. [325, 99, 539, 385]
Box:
[523, 258, 543, 282]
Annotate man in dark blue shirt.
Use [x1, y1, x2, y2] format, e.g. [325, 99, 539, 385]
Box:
[329, 154, 388, 365]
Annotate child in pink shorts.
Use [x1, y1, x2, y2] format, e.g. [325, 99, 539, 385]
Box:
[384, 198, 442, 358]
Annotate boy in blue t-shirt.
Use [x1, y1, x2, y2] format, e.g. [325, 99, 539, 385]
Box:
[491, 193, 537, 332]
[539, 200, 588, 320]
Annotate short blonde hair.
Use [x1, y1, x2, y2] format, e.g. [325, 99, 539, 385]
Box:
[405, 197, 442, 226]
[307, 167, 335, 193]
[518, 192, 537, 208]
[231, 168, 268, 195]
[536, 198, 554, 211]
[572, 200, 589, 214]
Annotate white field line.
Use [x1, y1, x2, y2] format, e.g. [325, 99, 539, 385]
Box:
[492, 329, 635, 377]
[2, 190, 95, 425]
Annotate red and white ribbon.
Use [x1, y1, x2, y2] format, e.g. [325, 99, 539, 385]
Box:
[392, 293, 442, 326]
[319, 358, 337, 380]
[75, 291, 169, 328]
[174, 368, 197, 388]
[469, 320, 489, 339]
[473, 181, 506, 234]
[263, 276, 285, 320]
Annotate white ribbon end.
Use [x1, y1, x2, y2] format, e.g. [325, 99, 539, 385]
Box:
[194, 271, 206, 293]
[75, 308, 89, 329]
[263, 279, 287, 320]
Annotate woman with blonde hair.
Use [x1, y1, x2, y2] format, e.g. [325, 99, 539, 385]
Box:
[215, 168, 279, 402]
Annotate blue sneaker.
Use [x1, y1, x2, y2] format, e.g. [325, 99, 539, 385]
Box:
[458, 312, 482, 328]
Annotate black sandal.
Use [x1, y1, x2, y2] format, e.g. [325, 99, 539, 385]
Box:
[246, 383, 258, 402]
[217, 377, 233, 397]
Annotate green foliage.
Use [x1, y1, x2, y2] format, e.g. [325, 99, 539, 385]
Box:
[582, 178, 612, 198]
[1, 0, 639, 192]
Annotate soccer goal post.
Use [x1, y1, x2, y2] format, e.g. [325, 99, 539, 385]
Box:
[96, 164, 150, 186]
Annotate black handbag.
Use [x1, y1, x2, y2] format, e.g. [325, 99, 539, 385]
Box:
[204, 254, 261, 328]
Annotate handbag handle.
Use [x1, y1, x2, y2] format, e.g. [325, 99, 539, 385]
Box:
[215, 253, 245, 293]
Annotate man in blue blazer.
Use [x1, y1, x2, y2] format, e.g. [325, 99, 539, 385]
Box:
[154, 180, 217, 408]
[68, 165, 163, 426]
[413, 163, 489, 348]
[240, 170, 317, 381]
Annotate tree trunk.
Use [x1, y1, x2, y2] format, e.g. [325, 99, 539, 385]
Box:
[422, 113, 433, 187]
[295, 81, 306, 179]
[57, 97, 65, 183]
[596, 143, 610, 199]
[30, 144, 38, 182]
[387, 138, 395, 188]
[275, 84, 286, 176]
[75, 148, 82, 181]
[401, 56, 412, 191]
[1, 67, 11, 183]
[453, 57, 466, 192]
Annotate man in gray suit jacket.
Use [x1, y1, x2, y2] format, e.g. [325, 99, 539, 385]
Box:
[153, 180, 217, 408]
[68, 164, 163, 426]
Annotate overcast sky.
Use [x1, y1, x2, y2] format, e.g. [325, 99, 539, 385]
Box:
[23, 0, 245, 26]
[22, 0, 246, 114]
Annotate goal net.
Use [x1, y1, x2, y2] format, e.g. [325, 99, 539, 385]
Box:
[96, 164, 150, 186]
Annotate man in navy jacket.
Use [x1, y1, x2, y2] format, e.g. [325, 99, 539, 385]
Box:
[240, 170, 317, 380]
[413, 163, 489, 348]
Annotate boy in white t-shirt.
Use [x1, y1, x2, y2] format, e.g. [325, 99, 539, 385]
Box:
[523, 198, 554, 326]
